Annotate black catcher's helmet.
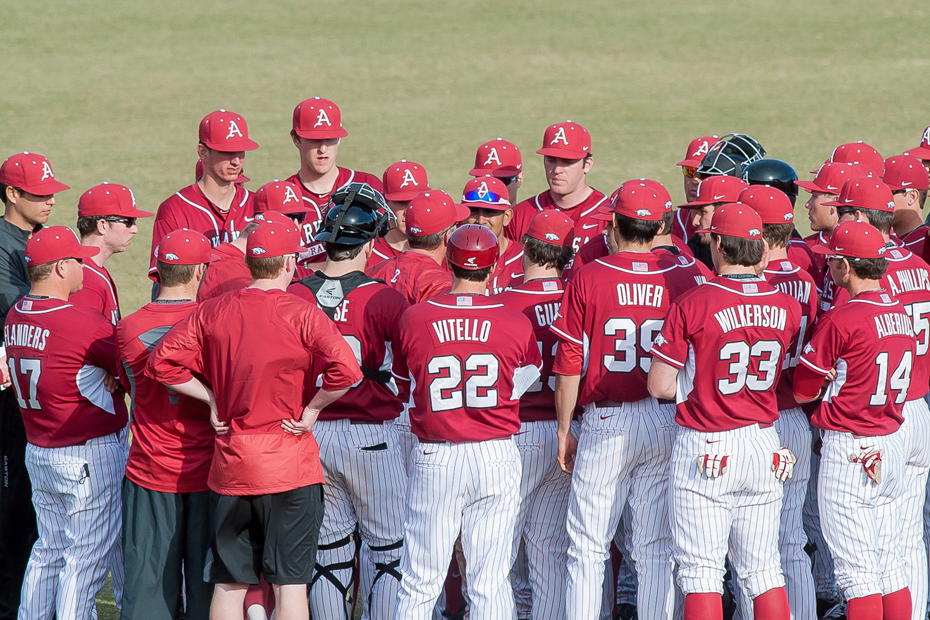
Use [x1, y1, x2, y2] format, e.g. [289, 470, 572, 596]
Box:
[696, 133, 766, 178]
[316, 182, 395, 245]
[742, 158, 799, 205]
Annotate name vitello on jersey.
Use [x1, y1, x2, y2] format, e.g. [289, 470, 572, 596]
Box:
[3, 324, 50, 350]
[713, 304, 788, 334]
[874, 312, 916, 339]
[432, 318, 492, 343]
[616, 283, 664, 307]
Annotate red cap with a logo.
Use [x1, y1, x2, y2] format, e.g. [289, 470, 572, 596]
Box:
[470, 138, 523, 177]
[696, 203, 764, 240]
[156, 230, 212, 265]
[382, 161, 429, 201]
[25, 226, 99, 266]
[811, 221, 887, 259]
[246, 221, 306, 258]
[199, 110, 259, 152]
[680, 176, 749, 208]
[883, 155, 930, 192]
[77, 183, 154, 218]
[905, 125, 930, 161]
[677, 135, 719, 168]
[292, 98, 348, 140]
[823, 177, 895, 212]
[827, 142, 884, 178]
[594, 185, 666, 222]
[255, 180, 311, 214]
[795, 162, 870, 195]
[253, 211, 296, 226]
[536, 121, 592, 159]
[405, 191, 470, 237]
[0, 152, 70, 195]
[738, 186, 794, 224]
[525, 211, 575, 247]
[461, 177, 512, 211]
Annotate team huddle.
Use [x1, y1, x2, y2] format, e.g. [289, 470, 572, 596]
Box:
[2, 98, 930, 620]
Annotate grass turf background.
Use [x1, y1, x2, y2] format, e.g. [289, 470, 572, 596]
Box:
[1, 0, 928, 616]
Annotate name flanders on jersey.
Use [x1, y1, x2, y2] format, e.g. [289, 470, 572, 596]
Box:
[4, 324, 49, 350]
[713, 303, 789, 335]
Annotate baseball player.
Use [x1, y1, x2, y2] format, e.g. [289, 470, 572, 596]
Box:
[70, 183, 154, 324]
[460, 176, 524, 294]
[647, 204, 801, 620]
[506, 121, 609, 251]
[680, 175, 749, 270]
[5, 227, 127, 620]
[903, 125, 930, 179]
[884, 155, 929, 258]
[551, 185, 703, 620]
[287, 183, 408, 620]
[494, 211, 576, 620]
[676, 135, 719, 209]
[368, 161, 430, 268]
[116, 230, 214, 620]
[391, 224, 541, 619]
[149, 109, 257, 279]
[285, 97, 383, 263]
[795, 221, 916, 620]
[195, 157, 249, 185]
[469, 138, 524, 205]
[147, 219, 362, 620]
[0, 152, 69, 618]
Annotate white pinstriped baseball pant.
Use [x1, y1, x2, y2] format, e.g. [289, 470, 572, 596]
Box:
[895, 398, 930, 620]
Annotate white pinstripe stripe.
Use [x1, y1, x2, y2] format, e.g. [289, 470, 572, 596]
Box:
[896, 399, 930, 619]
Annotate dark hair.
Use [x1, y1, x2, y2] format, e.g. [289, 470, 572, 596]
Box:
[846, 256, 887, 280]
[76, 215, 106, 238]
[408, 225, 453, 251]
[712, 233, 765, 267]
[450, 264, 493, 282]
[853, 208, 894, 235]
[325, 242, 365, 262]
[245, 255, 286, 280]
[918, 190, 928, 210]
[521, 236, 574, 271]
[26, 262, 56, 283]
[659, 211, 674, 236]
[0, 183, 9, 206]
[762, 223, 793, 249]
[614, 213, 663, 244]
[240, 220, 261, 237]
[156, 261, 199, 287]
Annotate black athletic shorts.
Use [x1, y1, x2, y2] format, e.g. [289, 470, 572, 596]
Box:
[209, 484, 324, 585]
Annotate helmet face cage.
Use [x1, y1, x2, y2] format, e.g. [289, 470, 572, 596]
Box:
[697, 133, 766, 178]
[741, 159, 799, 197]
[317, 183, 396, 245]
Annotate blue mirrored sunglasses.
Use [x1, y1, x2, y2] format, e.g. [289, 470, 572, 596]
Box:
[463, 190, 506, 204]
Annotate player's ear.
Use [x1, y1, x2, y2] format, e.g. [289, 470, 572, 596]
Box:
[582, 155, 594, 174]
[96, 218, 109, 235]
[501, 208, 514, 227]
[196, 143, 209, 162]
[290, 131, 301, 148]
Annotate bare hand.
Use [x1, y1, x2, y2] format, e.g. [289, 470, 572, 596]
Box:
[206, 391, 228, 435]
[104, 373, 123, 394]
[281, 406, 320, 436]
[824, 368, 837, 382]
[557, 430, 578, 475]
[0, 356, 11, 389]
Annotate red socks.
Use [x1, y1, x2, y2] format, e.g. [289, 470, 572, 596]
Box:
[684, 593, 723, 620]
[848, 594, 883, 620]
[753, 587, 789, 620]
[881, 588, 911, 620]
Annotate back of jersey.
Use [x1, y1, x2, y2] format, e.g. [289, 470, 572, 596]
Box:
[882, 248, 930, 400]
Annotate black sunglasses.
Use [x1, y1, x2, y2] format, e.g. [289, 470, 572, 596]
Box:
[103, 217, 137, 227]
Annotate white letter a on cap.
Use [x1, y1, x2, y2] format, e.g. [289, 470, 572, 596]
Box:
[400, 169, 419, 188]
[550, 127, 569, 146]
[283, 186, 299, 205]
[314, 109, 332, 128]
[923, 126, 930, 145]
[484, 148, 502, 167]
[40, 161, 54, 181]
[226, 120, 244, 140]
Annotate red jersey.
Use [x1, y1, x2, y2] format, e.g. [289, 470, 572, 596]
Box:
[506, 189, 610, 252]
[654, 248, 713, 284]
[117, 301, 213, 493]
[367, 251, 452, 305]
[671, 209, 698, 243]
[146, 288, 362, 495]
[69, 256, 121, 325]
[392, 294, 541, 442]
[900, 224, 928, 260]
[288, 272, 409, 422]
[366, 237, 404, 270]
[878, 248, 930, 399]
[552, 252, 702, 406]
[799, 290, 914, 435]
[787, 238, 822, 287]
[197, 242, 250, 302]
[568, 238, 698, 281]
[4, 297, 127, 448]
[763, 260, 819, 410]
[285, 167, 383, 261]
[650, 276, 802, 432]
[804, 231, 831, 281]
[495, 278, 564, 422]
[488, 239, 524, 295]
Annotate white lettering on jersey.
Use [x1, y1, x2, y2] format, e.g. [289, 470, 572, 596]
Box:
[226, 120, 244, 140]
[534, 302, 560, 327]
[40, 161, 54, 181]
[773, 279, 812, 304]
[886, 268, 930, 295]
[314, 109, 332, 128]
[615, 283, 665, 308]
[484, 147, 502, 167]
[3, 324, 50, 350]
[713, 304, 788, 333]
[550, 127, 569, 146]
[874, 312, 916, 339]
[400, 169, 419, 188]
[431, 319, 492, 343]
[283, 186, 300, 205]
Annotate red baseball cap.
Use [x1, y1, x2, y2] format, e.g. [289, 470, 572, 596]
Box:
[292, 98, 348, 140]
[470, 138, 523, 177]
[254, 180, 311, 214]
[738, 186, 794, 224]
[405, 191, 470, 237]
[680, 176, 749, 208]
[155, 229, 212, 265]
[827, 142, 884, 178]
[795, 162, 870, 195]
[594, 184, 665, 221]
[696, 203, 764, 240]
[883, 155, 930, 192]
[246, 221, 306, 258]
[524, 211, 575, 247]
[904, 125, 930, 160]
[823, 177, 895, 212]
[811, 221, 887, 259]
[77, 183, 154, 218]
[536, 121, 592, 160]
[461, 177, 512, 211]
[677, 135, 719, 167]
[253, 210, 296, 226]
[25, 226, 99, 266]
[199, 110, 259, 152]
[196, 159, 248, 184]
[382, 161, 429, 201]
[0, 152, 70, 195]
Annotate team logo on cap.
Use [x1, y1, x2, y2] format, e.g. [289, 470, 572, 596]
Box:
[476, 181, 489, 198]
[464, 256, 478, 267]
[692, 141, 710, 158]
[24, 256, 32, 263]
[887, 201, 895, 209]
[251, 247, 267, 255]
[41, 161, 54, 181]
[550, 127, 569, 146]
[283, 186, 299, 205]
[545, 233, 559, 241]
[409, 226, 422, 234]
[748, 228, 761, 237]
[923, 127, 930, 144]
[636, 209, 652, 217]
[400, 169, 419, 188]
[314, 109, 332, 128]
[226, 121, 244, 140]
[877, 246, 886, 255]
[164, 253, 180, 261]
[484, 148, 502, 167]
[783, 213, 793, 221]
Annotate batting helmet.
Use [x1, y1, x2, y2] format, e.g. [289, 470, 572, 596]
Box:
[696, 133, 766, 178]
[316, 182, 395, 245]
[447, 224, 500, 270]
[741, 159, 799, 204]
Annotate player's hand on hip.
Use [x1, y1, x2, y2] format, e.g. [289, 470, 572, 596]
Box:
[557, 430, 578, 475]
[772, 447, 797, 482]
[0, 356, 11, 389]
[281, 406, 320, 436]
[850, 447, 884, 484]
[104, 372, 123, 394]
[206, 388, 229, 435]
[697, 454, 728, 478]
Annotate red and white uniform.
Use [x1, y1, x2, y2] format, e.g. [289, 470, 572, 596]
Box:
[900, 224, 928, 261]
[568, 236, 701, 281]
[69, 256, 121, 325]
[787, 237, 823, 288]
[391, 293, 540, 619]
[366, 236, 404, 270]
[149, 183, 253, 277]
[196, 242, 250, 302]
[804, 231, 831, 280]
[551, 251, 702, 620]
[506, 190, 609, 252]
[367, 251, 452, 305]
[487, 240, 524, 295]
[672, 209, 698, 244]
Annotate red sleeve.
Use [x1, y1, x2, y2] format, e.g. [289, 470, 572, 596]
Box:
[145, 311, 203, 385]
[793, 363, 827, 402]
[84, 317, 121, 377]
[551, 277, 586, 375]
[798, 316, 843, 377]
[383, 292, 411, 400]
[392, 310, 412, 386]
[68, 284, 107, 317]
[649, 302, 689, 368]
[421, 276, 452, 302]
[303, 308, 363, 390]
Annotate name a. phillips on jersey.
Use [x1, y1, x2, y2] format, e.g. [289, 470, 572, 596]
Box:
[713, 304, 789, 334]
[616, 283, 666, 308]
[887, 267, 930, 295]
[431, 318, 492, 344]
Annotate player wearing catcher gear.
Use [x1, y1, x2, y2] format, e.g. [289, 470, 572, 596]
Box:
[287, 183, 408, 620]
[392, 224, 542, 620]
[795, 221, 916, 620]
[552, 185, 703, 620]
[461, 176, 524, 294]
[680, 175, 749, 270]
[117, 230, 214, 620]
[470, 138, 524, 205]
[648, 205, 802, 620]
[5, 227, 127, 620]
[884, 155, 930, 258]
[368, 161, 430, 268]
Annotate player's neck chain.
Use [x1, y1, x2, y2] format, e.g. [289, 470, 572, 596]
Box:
[154, 299, 194, 304]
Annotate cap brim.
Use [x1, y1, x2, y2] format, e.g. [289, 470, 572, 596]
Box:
[794, 180, 831, 193]
[676, 159, 702, 167]
[679, 199, 714, 208]
[469, 166, 521, 177]
[810, 244, 833, 255]
[453, 203, 472, 222]
[210, 252, 223, 262]
[23, 179, 71, 195]
[293, 128, 348, 140]
[206, 138, 259, 152]
[125, 208, 155, 218]
[384, 190, 422, 202]
[536, 147, 587, 159]
[591, 211, 615, 221]
[74, 245, 101, 259]
[236, 173, 250, 184]
[461, 200, 511, 211]
[905, 147, 930, 160]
